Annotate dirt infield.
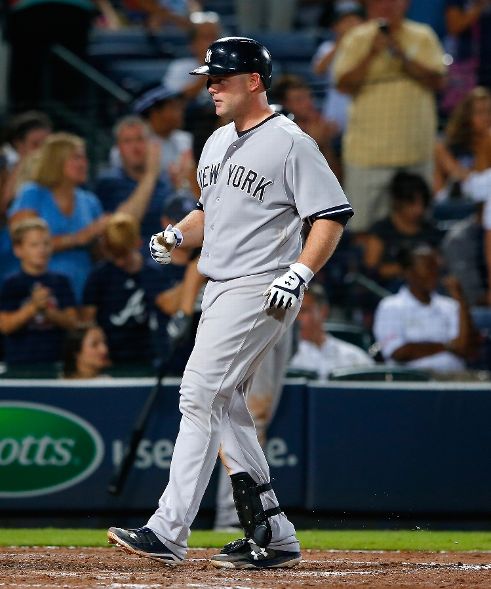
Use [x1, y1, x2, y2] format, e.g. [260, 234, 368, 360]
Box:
[1, 546, 491, 588]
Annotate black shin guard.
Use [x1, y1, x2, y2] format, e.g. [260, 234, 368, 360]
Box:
[230, 472, 282, 547]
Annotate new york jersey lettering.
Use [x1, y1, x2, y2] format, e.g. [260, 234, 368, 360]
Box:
[226, 163, 273, 202]
[198, 162, 221, 189]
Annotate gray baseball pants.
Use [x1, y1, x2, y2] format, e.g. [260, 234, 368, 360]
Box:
[146, 271, 300, 558]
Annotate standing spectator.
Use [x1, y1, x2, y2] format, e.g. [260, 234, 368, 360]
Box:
[312, 2, 364, 138]
[62, 324, 111, 379]
[289, 282, 374, 379]
[81, 212, 164, 369]
[8, 133, 108, 302]
[434, 86, 491, 198]
[0, 218, 77, 368]
[95, 115, 173, 248]
[363, 172, 443, 291]
[126, 85, 198, 194]
[270, 74, 341, 179]
[373, 245, 478, 374]
[333, 0, 446, 233]
[444, 0, 491, 112]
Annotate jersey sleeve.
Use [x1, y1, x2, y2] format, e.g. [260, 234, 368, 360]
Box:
[285, 134, 353, 223]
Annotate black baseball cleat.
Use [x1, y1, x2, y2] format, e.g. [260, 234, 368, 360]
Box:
[107, 526, 182, 564]
[210, 537, 301, 569]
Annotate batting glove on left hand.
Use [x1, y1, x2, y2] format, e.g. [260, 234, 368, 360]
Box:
[149, 224, 183, 265]
[264, 263, 313, 310]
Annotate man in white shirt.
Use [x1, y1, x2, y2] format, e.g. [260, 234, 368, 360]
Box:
[373, 245, 477, 373]
[289, 283, 374, 379]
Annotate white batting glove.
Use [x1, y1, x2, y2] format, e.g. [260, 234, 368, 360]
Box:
[264, 263, 314, 310]
[149, 224, 183, 265]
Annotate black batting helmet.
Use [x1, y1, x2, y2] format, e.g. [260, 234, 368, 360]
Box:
[190, 36, 273, 89]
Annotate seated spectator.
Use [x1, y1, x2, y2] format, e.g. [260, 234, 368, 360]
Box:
[312, 2, 364, 140]
[363, 172, 443, 291]
[62, 324, 111, 379]
[373, 245, 478, 374]
[270, 74, 341, 179]
[0, 218, 77, 368]
[1, 110, 52, 213]
[434, 86, 491, 199]
[8, 133, 108, 302]
[80, 212, 164, 369]
[442, 188, 488, 306]
[289, 282, 374, 379]
[94, 115, 173, 249]
[120, 85, 198, 194]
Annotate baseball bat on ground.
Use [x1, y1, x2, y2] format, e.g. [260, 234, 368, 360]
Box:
[107, 351, 174, 496]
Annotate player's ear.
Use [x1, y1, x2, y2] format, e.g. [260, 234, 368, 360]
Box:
[249, 73, 262, 92]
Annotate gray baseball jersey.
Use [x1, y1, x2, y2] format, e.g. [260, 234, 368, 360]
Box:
[196, 113, 353, 280]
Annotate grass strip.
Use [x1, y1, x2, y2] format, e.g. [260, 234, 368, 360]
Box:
[1, 529, 491, 551]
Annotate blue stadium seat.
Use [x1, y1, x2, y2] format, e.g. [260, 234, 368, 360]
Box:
[103, 59, 172, 94]
[243, 31, 318, 60]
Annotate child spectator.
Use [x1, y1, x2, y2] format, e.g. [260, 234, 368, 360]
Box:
[8, 132, 108, 302]
[80, 212, 164, 369]
[0, 218, 77, 368]
[62, 324, 111, 379]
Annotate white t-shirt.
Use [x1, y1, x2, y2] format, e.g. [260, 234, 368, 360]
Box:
[289, 335, 374, 380]
[373, 286, 465, 373]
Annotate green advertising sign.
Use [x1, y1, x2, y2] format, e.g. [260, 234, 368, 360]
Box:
[0, 402, 104, 497]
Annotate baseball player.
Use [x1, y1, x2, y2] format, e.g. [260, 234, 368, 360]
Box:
[108, 36, 353, 569]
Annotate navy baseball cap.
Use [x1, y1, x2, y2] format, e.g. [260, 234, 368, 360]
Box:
[133, 86, 182, 115]
[162, 195, 197, 221]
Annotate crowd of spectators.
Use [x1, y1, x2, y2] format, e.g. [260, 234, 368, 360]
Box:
[1, 0, 491, 381]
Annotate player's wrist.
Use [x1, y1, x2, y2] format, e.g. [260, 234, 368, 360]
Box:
[289, 262, 314, 285]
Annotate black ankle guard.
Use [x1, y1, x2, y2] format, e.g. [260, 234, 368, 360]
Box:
[230, 472, 282, 547]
